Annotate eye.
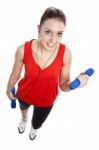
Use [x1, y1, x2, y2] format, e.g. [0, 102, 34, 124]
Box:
[45, 31, 51, 35]
[58, 32, 63, 37]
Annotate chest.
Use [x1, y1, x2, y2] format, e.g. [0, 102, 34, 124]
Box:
[24, 41, 65, 77]
[32, 48, 59, 70]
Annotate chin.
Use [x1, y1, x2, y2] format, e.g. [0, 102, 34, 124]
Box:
[47, 46, 55, 51]
[47, 44, 56, 50]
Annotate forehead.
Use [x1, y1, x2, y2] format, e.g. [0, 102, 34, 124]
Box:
[41, 18, 65, 31]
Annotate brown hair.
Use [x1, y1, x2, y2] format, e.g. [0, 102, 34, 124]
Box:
[40, 7, 66, 26]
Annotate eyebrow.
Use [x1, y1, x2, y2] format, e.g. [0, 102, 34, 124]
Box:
[45, 27, 64, 33]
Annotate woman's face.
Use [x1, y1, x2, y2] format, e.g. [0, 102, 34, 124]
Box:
[38, 18, 65, 51]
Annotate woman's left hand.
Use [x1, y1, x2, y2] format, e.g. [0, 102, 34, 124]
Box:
[77, 73, 89, 88]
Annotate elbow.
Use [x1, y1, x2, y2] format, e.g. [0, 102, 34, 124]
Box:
[59, 85, 66, 92]
[59, 84, 71, 92]
[12, 73, 21, 82]
[16, 74, 21, 81]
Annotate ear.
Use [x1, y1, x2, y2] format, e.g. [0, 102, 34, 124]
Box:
[37, 25, 41, 33]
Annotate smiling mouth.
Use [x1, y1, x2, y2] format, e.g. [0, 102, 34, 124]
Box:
[47, 43, 55, 48]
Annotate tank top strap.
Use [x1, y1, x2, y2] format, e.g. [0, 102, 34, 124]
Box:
[23, 39, 33, 63]
[57, 43, 65, 66]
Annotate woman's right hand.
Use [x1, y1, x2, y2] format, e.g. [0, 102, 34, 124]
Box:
[6, 89, 16, 100]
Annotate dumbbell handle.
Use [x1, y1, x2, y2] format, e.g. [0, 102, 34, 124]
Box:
[11, 87, 16, 109]
[69, 68, 94, 90]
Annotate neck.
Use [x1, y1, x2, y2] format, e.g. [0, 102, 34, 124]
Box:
[39, 41, 46, 53]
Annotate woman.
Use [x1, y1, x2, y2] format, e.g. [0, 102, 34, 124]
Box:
[6, 7, 89, 140]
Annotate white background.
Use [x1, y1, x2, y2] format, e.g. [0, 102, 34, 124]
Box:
[0, 0, 99, 149]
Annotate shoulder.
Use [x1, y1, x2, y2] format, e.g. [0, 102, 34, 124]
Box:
[16, 39, 32, 55]
[60, 43, 71, 58]
[15, 44, 25, 61]
[63, 45, 72, 65]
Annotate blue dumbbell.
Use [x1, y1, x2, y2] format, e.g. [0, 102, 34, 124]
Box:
[69, 68, 94, 90]
[11, 87, 16, 108]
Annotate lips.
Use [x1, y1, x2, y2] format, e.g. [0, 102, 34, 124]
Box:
[47, 43, 55, 48]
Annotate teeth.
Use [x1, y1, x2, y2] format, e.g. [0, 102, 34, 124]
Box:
[48, 43, 54, 47]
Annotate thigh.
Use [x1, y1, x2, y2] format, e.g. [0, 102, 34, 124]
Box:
[32, 105, 53, 129]
[18, 98, 31, 110]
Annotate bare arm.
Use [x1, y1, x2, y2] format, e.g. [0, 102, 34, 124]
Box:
[59, 47, 72, 92]
[6, 44, 24, 99]
[59, 47, 90, 92]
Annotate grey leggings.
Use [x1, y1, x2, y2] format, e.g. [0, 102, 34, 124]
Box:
[18, 99, 53, 129]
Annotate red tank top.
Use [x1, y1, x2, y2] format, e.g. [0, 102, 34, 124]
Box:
[16, 40, 65, 107]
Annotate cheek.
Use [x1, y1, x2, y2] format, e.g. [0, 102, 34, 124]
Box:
[41, 34, 49, 44]
[57, 38, 62, 43]
[42, 34, 49, 41]
[40, 38, 47, 48]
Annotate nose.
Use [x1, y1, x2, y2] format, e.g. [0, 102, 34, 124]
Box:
[49, 34, 56, 44]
